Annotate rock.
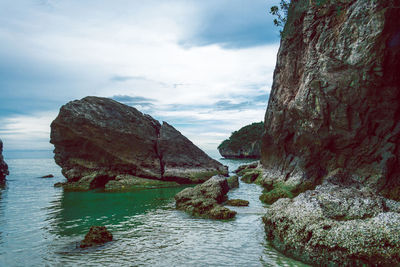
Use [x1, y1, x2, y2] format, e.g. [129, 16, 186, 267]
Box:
[263, 184, 400, 266]
[104, 174, 179, 192]
[240, 169, 262, 184]
[80, 226, 113, 248]
[54, 182, 64, 187]
[174, 175, 236, 219]
[260, 0, 400, 264]
[234, 161, 259, 175]
[159, 122, 228, 183]
[50, 96, 227, 190]
[261, 0, 400, 199]
[218, 122, 263, 159]
[40, 174, 54, 178]
[0, 139, 9, 183]
[226, 175, 239, 189]
[225, 199, 249, 206]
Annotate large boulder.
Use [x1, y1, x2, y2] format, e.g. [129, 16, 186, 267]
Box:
[0, 139, 9, 183]
[174, 175, 236, 219]
[263, 183, 400, 266]
[50, 96, 227, 190]
[261, 0, 400, 199]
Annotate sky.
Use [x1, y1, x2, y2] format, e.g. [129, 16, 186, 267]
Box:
[0, 0, 281, 156]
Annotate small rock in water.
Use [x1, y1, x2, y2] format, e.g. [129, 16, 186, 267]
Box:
[80, 226, 113, 248]
[175, 175, 236, 219]
[226, 176, 239, 189]
[225, 199, 249, 207]
[40, 174, 54, 178]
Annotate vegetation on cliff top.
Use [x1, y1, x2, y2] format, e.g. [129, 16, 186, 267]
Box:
[218, 122, 264, 152]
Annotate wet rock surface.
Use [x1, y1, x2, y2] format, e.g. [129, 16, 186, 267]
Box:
[174, 175, 236, 219]
[50, 96, 227, 190]
[263, 184, 400, 266]
[0, 139, 9, 183]
[80, 226, 113, 248]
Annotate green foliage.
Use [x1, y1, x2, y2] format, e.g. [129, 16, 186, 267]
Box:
[269, 0, 290, 32]
[218, 122, 264, 152]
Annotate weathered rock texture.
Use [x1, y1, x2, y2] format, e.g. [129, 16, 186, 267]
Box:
[174, 175, 236, 219]
[50, 97, 227, 190]
[261, 0, 400, 265]
[0, 139, 9, 182]
[263, 183, 400, 266]
[261, 0, 400, 199]
[218, 122, 263, 159]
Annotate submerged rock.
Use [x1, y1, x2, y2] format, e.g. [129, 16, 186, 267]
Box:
[80, 226, 113, 248]
[50, 96, 227, 191]
[0, 139, 9, 183]
[218, 122, 263, 159]
[263, 184, 400, 266]
[225, 199, 249, 207]
[174, 175, 236, 219]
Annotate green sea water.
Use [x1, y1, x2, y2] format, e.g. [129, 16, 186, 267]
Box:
[0, 156, 308, 266]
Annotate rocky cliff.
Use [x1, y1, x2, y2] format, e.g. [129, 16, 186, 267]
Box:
[261, 0, 400, 199]
[50, 96, 227, 190]
[218, 122, 263, 159]
[261, 0, 400, 265]
[0, 139, 9, 182]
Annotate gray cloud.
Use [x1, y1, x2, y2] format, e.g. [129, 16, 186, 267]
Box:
[112, 95, 157, 108]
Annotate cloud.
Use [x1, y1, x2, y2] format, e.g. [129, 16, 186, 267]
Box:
[111, 95, 156, 110]
[180, 0, 281, 49]
[0, 112, 57, 150]
[0, 0, 279, 153]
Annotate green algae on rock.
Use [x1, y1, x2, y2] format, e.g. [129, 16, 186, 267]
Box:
[174, 175, 236, 219]
[225, 199, 249, 207]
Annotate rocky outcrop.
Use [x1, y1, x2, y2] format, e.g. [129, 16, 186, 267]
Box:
[263, 183, 400, 266]
[261, 0, 400, 198]
[80, 226, 113, 248]
[261, 0, 400, 265]
[174, 175, 236, 219]
[218, 122, 263, 159]
[50, 96, 227, 190]
[0, 139, 9, 183]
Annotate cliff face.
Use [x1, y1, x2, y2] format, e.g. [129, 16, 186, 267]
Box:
[218, 122, 263, 159]
[261, 0, 400, 199]
[50, 96, 227, 190]
[261, 0, 400, 265]
[0, 139, 9, 182]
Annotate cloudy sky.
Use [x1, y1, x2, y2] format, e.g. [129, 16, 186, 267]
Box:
[0, 0, 280, 156]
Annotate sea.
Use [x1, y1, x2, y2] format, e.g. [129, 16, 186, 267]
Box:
[0, 150, 308, 266]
